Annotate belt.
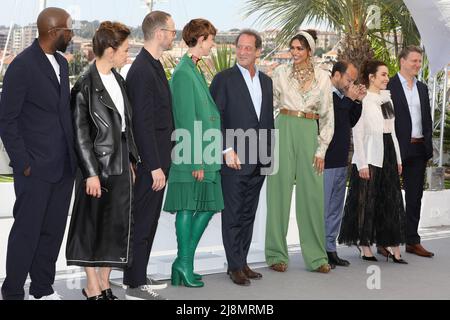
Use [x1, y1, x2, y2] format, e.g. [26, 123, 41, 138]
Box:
[410, 137, 424, 144]
[280, 109, 320, 120]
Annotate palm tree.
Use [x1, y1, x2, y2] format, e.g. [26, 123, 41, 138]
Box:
[244, 0, 420, 70]
[200, 44, 235, 83]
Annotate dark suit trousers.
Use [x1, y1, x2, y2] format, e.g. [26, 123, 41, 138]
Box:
[402, 143, 427, 245]
[123, 166, 168, 287]
[1, 165, 74, 300]
[221, 167, 265, 272]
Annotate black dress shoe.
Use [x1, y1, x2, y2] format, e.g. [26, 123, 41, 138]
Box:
[102, 288, 119, 300]
[327, 251, 350, 267]
[229, 270, 251, 286]
[243, 265, 262, 279]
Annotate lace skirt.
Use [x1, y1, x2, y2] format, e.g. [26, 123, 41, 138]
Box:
[338, 134, 406, 247]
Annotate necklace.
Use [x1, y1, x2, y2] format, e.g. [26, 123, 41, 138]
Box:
[291, 62, 314, 92]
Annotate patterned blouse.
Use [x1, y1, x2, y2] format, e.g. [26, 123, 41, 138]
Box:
[272, 63, 334, 158]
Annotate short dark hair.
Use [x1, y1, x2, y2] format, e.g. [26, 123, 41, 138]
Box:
[142, 11, 171, 41]
[92, 21, 130, 57]
[182, 18, 217, 48]
[398, 45, 423, 63]
[289, 29, 317, 52]
[331, 61, 350, 77]
[361, 60, 388, 87]
[235, 29, 262, 49]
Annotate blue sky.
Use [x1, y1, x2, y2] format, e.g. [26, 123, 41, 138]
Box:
[0, 0, 265, 31]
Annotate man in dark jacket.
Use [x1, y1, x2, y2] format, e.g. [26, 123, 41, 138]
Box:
[210, 30, 275, 286]
[123, 11, 175, 300]
[0, 7, 76, 300]
[383, 46, 434, 258]
[324, 61, 365, 267]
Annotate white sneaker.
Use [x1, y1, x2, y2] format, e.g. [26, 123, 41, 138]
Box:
[29, 291, 62, 300]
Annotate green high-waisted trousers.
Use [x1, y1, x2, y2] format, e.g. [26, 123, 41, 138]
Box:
[265, 113, 328, 271]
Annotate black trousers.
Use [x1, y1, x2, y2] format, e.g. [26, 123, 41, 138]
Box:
[1, 167, 74, 300]
[123, 166, 168, 287]
[221, 167, 265, 272]
[402, 143, 427, 245]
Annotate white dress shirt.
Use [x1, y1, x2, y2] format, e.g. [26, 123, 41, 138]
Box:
[223, 64, 263, 155]
[236, 63, 262, 120]
[352, 90, 402, 170]
[398, 72, 423, 138]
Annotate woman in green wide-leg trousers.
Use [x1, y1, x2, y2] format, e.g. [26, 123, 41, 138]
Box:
[265, 114, 329, 271]
[264, 32, 334, 273]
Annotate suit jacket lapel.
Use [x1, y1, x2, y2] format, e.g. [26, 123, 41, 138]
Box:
[232, 65, 259, 122]
[31, 40, 60, 93]
[55, 53, 69, 102]
[417, 82, 428, 120]
[392, 74, 412, 124]
[258, 72, 269, 123]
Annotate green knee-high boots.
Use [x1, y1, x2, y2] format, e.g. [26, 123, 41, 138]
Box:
[171, 211, 214, 287]
[189, 211, 215, 279]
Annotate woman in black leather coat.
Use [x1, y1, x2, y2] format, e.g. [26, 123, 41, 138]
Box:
[66, 21, 139, 300]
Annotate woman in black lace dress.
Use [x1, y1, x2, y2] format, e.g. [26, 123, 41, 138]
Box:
[338, 60, 407, 263]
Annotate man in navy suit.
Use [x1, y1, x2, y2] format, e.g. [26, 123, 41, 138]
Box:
[0, 7, 76, 300]
[383, 45, 434, 258]
[210, 30, 274, 286]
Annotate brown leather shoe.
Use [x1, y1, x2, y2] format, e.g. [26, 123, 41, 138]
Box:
[243, 265, 262, 280]
[376, 246, 389, 257]
[269, 263, 288, 272]
[314, 264, 331, 273]
[229, 270, 251, 286]
[406, 244, 434, 257]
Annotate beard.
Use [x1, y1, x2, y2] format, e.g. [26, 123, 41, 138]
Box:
[54, 34, 71, 52]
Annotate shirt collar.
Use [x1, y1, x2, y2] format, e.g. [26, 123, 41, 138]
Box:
[332, 85, 344, 99]
[237, 63, 259, 78]
[398, 72, 417, 86]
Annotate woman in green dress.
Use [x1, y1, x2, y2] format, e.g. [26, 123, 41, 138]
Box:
[163, 19, 223, 288]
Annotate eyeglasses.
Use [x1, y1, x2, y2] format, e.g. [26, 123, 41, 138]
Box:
[161, 28, 177, 36]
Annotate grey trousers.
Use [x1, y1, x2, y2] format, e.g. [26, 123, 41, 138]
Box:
[324, 167, 348, 252]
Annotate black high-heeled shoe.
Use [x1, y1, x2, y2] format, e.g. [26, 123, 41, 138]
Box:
[357, 245, 378, 261]
[82, 288, 105, 300]
[361, 255, 378, 261]
[382, 247, 408, 264]
[390, 255, 408, 264]
[102, 288, 119, 300]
